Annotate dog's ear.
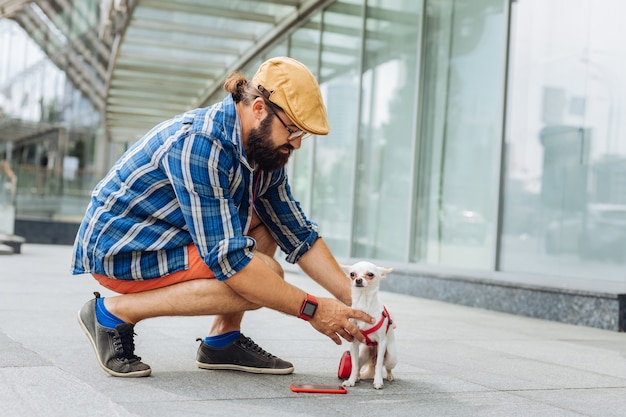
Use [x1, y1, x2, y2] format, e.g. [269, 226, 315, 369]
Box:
[378, 266, 393, 279]
[339, 263, 352, 274]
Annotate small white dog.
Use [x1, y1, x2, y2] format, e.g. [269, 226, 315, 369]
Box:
[341, 261, 397, 389]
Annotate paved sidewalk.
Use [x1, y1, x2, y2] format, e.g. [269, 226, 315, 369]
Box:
[1, 244, 626, 417]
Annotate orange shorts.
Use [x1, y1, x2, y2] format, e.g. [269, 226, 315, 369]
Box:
[93, 243, 215, 294]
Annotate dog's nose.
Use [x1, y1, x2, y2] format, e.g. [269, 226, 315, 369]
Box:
[355, 278, 363, 286]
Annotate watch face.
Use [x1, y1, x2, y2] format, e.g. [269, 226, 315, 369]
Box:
[302, 301, 317, 317]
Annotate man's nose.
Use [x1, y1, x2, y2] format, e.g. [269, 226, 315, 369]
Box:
[289, 136, 302, 150]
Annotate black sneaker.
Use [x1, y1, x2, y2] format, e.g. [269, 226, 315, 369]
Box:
[77, 292, 151, 377]
[196, 334, 294, 375]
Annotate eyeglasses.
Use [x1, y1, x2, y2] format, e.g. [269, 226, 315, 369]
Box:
[258, 85, 311, 141]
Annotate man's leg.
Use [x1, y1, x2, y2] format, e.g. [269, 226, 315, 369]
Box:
[80, 212, 292, 376]
[102, 211, 280, 322]
[194, 213, 293, 374]
[80, 263, 274, 378]
[207, 213, 280, 336]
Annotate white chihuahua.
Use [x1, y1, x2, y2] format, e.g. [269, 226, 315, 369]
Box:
[341, 261, 397, 389]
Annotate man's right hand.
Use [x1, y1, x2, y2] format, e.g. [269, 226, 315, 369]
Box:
[309, 297, 375, 345]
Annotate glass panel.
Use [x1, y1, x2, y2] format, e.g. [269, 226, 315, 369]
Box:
[501, 0, 626, 281]
[311, 1, 364, 257]
[0, 16, 100, 221]
[414, 0, 506, 268]
[288, 14, 322, 212]
[0, 20, 49, 122]
[352, 0, 421, 261]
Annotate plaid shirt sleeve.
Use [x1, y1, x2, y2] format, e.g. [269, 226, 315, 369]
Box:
[71, 98, 256, 282]
[164, 130, 255, 281]
[71, 95, 317, 281]
[253, 169, 319, 264]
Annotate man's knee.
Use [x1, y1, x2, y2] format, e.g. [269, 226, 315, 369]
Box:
[255, 251, 284, 279]
[248, 212, 279, 256]
[269, 257, 284, 279]
[183, 278, 262, 311]
[247, 212, 282, 277]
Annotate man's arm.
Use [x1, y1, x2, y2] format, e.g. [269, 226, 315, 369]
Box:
[296, 238, 352, 306]
[253, 172, 350, 305]
[223, 255, 373, 345]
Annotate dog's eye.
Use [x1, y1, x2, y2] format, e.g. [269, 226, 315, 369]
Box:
[350, 272, 356, 279]
[366, 272, 375, 279]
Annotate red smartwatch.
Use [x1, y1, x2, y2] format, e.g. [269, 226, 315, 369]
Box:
[298, 294, 318, 321]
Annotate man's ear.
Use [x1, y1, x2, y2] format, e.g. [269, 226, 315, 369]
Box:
[251, 97, 267, 120]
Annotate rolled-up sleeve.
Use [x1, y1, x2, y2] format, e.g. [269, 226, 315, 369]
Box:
[254, 170, 319, 264]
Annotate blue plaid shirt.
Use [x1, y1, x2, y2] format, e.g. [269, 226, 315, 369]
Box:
[71, 94, 319, 281]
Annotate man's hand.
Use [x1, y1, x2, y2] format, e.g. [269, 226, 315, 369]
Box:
[309, 297, 375, 345]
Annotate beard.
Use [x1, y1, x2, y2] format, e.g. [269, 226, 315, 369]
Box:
[246, 114, 293, 171]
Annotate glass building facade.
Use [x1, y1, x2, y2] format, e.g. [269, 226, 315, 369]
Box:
[0, 6, 102, 223]
[1, 0, 625, 324]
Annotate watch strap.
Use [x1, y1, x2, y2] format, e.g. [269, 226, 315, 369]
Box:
[298, 293, 318, 321]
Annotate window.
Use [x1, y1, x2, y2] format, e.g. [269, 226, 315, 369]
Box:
[353, 0, 421, 261]
[311, 2, 364, 256]
[413, 0, 506, 269]
[501, 0, 626, 281]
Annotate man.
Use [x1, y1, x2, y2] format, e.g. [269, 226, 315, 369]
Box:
[72, 56, 373, 377]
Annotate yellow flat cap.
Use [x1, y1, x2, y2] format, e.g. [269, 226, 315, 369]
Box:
[251, 57, 329, 135]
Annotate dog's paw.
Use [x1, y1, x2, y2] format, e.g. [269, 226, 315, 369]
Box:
[373, 380, 384, 389]
[386, 370, 395, 381]
[342, 379, 356, 387]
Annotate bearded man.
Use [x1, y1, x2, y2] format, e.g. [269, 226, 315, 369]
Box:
[71, 57, 373, 378]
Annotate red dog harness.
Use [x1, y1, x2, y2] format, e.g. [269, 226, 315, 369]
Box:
[360, 305, 393, 346]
